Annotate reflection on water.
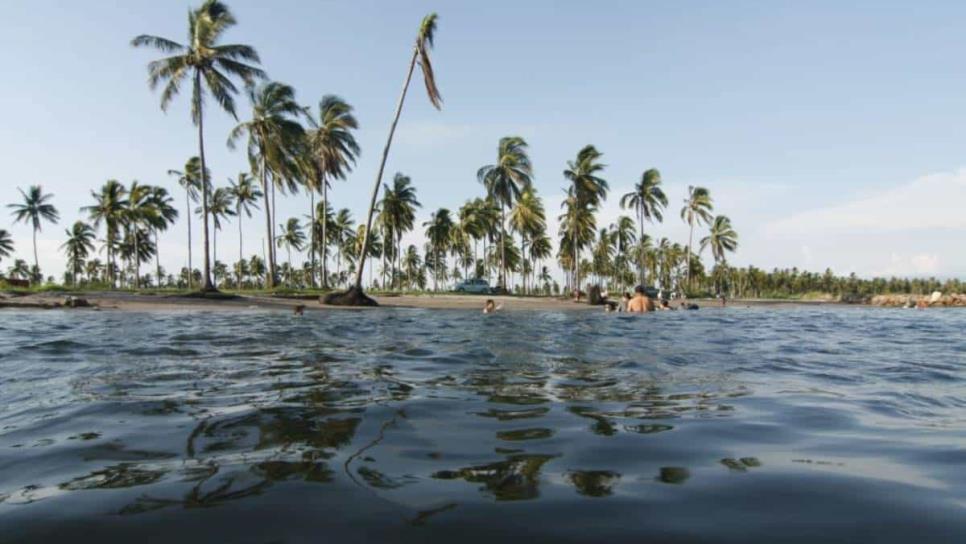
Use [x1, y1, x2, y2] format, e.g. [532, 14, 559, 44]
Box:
[1, 307, 965, 542]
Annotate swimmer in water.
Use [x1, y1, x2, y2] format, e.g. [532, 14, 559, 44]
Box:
[483, 299, 503, 314]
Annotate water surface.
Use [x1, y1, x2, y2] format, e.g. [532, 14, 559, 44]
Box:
[1, 307, 964, 542]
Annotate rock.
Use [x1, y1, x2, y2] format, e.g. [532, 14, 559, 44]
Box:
[930, 291, 943, 304]
[587, 285, 604, 305]
[64, 296, 91, 308]
[322, 286, 378, 307]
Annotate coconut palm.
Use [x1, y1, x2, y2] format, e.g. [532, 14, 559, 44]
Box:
[700, 215, 738, 265]
[620, 168, 667, 285]
[228, 82, 306, 288]
[563, 145, 607, 298]
[423, 208, 453, 291]
[276, 218, 305, 284]
[167, 156, 205, 289]
[146, 186, 179, 288]
[8, 259, 30, 280]
[60, 222, 96, 285]
[121, 181, 157, 288]
[478, 136, 533, 289]
[228, 172, 262, 269]
[680, 186, 714, 289]
[331, 208, 355, 282]
[306, 95, 360, 288]
[8, 185, 59, 278]
[378, 173, 421, 290]
[133, 0, 265, 291]
[349, 13, 442, 304]
[508, 186, 545, 293]
[83, 180, 128, 287]
[528, 228, 552, 293]
[201, 187, 236, 286]
[0, 229, 13, 265]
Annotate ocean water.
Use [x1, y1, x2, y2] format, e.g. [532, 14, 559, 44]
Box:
[0, 307, 963, 543]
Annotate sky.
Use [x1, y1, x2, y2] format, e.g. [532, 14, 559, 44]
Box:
[2, 0, 966, 281]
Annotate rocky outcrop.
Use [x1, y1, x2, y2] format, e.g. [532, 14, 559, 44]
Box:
[870, 293, 966, 307]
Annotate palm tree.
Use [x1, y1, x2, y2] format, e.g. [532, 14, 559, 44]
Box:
[8, 185, 59, 278]
[8, 259, 30, 280]
[229, 172, 262, 270]
[228, 82, 306, 289]
[423, 208, 453, 291]
[202, 187, 236, 286]
[508, 186, 545, 293]
[61, 221, 96, 285]
[563, 145, 607, 299]
[680, 186, 713, 289]
[331, 208, 355, 282]
[167, 156, 205, 289]
[611, 215, 637, 290]
[620, 168, 667, 285]
[478, 136, 533, 289]
[121, 181, 156, 288]
[276, 218, 305, 285]
[347, 13, 442, 304]
[306, 95, 360, 288]
[146, 186, 179, 288]
[133, 0, 265, 291]
[0, 229, 13, 265]
[378, 173, 421, 290]
[84, 180, 128, 287]
[701, 215, 739, 266]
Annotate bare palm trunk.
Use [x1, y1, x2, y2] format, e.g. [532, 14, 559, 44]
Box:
[194, 71, 214, 292]
[309, 190, 317, 288]
[32, 228, 38, 281]
[155, 230, 162, 288]
[237, 204, 244, 271]
[213, 226, 218, 288]
[133, 224, 141, 289]
[686, 219, 694, 291]
[321, 179, 328, 288]
[638, 209, 646, 286]
[185, 190, 193, 290]
[573, 228, 579, 301]
[500, 206, 507, 289]
[353, 47, 419, 291]
[260, 160, 275, 289]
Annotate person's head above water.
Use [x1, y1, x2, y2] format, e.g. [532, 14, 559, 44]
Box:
[483, 299, 497, 313]
[634, 285, 646, 296]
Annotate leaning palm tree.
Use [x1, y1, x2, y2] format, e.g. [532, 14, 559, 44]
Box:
[228, 172, 262, 268]
[478, 136, 533, 289]
[680, 185, 714, 290]
[275, 218, 305, 285]
[83, 180, 128, 287]
[305, 95, 360, 288]
[339, 13, 442, 306]
[167, 157, 205, 289]
[620, 168, 667, 285]
[0, 229, 13, 265]
[8, 185, 59, 279]
[563, 145, 607, 299]
[132, 0, 266, 291]
[228, 81, 307, 288]
[61, 221, 96, 286]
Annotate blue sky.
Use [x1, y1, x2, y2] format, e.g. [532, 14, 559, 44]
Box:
[3, 0, 966, 280]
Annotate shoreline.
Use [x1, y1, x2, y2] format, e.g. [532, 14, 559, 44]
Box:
[0, 290, 884, 313]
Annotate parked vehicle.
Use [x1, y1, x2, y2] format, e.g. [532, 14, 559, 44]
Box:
[454, 278, 492, 294]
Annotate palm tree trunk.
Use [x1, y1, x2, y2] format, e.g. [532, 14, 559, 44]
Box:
[500, 206, 507, 289]
[185, 189, 193, 290]
[353, 47, 419, 291]
[32, 228, 38, 281]
[260, 160, 275, 289]
[155, 229, 162, 288]
[195, 71, 214, 292]
[686, 219, 694, 291]
[238, 204, 244, 273]
[213, 226, 218, 288]
[321, 179, 328, 288]
[573, 226, 579, 301]
[133, 224, 140, 289]
[639, 209, 646, 286]
[310, 189, 317, 288]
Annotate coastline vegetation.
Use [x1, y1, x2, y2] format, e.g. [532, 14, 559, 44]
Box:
[1, 1, 961, 304]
